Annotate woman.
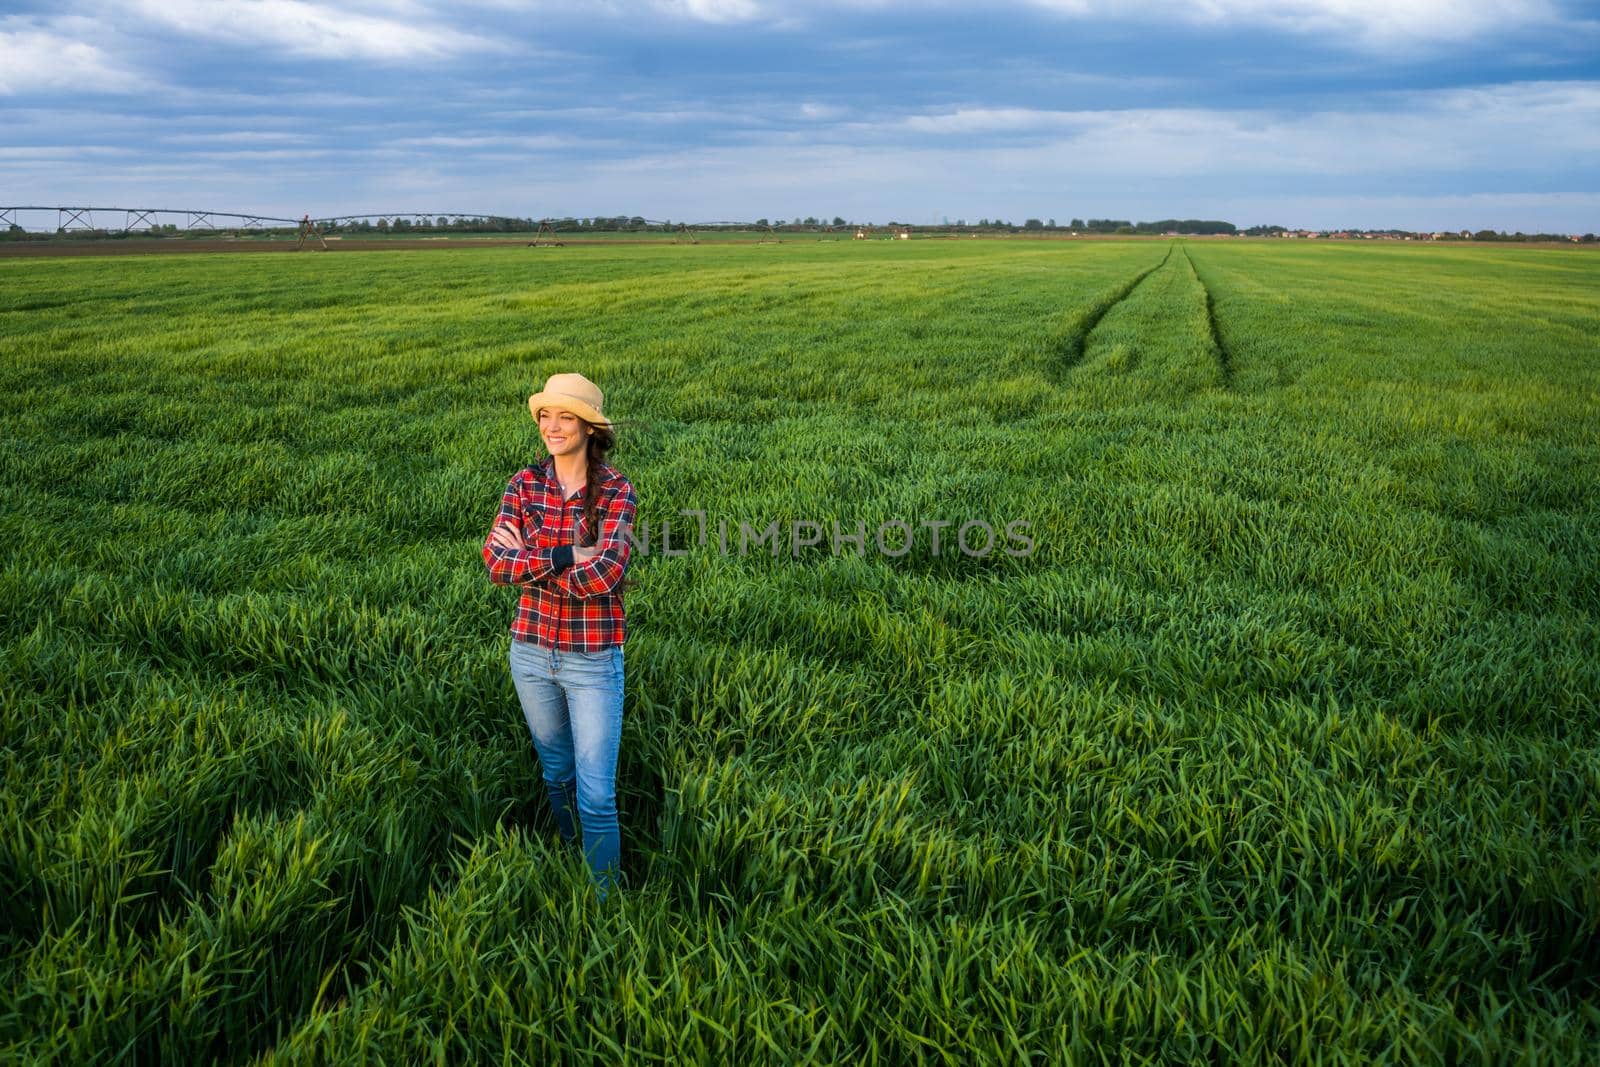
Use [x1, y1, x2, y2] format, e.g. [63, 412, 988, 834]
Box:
[483, 372, 637, 897]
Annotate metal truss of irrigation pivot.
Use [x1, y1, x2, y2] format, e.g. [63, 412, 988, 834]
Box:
[0, 206, 308, 233]
[0, 206, 514, 235]
[0, 207, 840, 243]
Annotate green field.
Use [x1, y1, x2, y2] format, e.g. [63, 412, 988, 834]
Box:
[2, 240, 1597, 1062]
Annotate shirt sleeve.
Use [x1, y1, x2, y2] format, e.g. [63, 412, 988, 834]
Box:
[554, 479, 637, 599]
[482, 473, 569, 586]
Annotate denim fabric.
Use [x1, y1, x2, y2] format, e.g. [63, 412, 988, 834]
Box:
[508, 638, 625, 897]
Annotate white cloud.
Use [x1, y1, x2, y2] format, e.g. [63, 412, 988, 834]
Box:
[0, 20, 148, 95]
[126, 0, 503, 61]
[487, 0, 1575, 48]
[161, 130, 307, 144]
[0, 145, 135, 159]
[904, 107, 1085, 135]
[104, 0, 1574, 48]
[463, 0, 770, 22]
[654, 0, 766, 21]
[380, 133, 596, 150]
[397, 78, 1593, 227]
[880, 81, 1600, 173]
[799, 101, 845, 120]
[834, 0, 1568, 46]
[1153, 0, 1558, 46]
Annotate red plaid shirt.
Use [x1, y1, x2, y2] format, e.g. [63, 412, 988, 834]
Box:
[482, 457, 636, 650]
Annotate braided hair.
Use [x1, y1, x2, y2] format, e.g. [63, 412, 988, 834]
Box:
[580, 420, 617, 548]
[578, 419, 634, 593]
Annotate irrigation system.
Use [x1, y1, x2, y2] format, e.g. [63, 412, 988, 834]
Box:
[0, 206, 879, 244]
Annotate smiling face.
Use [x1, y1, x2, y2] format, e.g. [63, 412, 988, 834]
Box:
[537, 407, 593, 458]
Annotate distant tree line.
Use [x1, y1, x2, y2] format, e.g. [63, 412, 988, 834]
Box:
[1464, 229, 1595, 243]
[899, 217, 1240, 235]
[1239, 224, 1596, 242]
[5, 216, 1594, 243]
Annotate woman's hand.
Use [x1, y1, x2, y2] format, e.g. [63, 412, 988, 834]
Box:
[489, 521, 526, 552]
[491, 518, 602, 565]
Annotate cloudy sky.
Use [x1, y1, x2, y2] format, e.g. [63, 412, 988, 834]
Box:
[3, 1, 1598, 231]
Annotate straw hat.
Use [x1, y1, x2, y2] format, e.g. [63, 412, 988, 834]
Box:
[527, 372, 609, 428]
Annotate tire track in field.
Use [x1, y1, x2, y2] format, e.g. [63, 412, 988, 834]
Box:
[1180, 245, 1235, 390]
[1044, 244, 1175, 380]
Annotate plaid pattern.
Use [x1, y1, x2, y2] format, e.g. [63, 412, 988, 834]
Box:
[483, 457, 636, 651]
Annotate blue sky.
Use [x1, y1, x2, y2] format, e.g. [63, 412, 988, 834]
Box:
[3, 1, 1598, 231]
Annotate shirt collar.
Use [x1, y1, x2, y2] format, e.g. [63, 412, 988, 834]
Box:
[535, 455, 611, 499]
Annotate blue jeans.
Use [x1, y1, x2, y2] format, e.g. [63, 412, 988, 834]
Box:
[508, 639, 625, 896]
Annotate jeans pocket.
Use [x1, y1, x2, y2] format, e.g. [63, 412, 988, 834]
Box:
[561, 647, 623, 688]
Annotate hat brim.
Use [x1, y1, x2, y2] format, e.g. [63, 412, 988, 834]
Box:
[528, 391, 609, 428]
